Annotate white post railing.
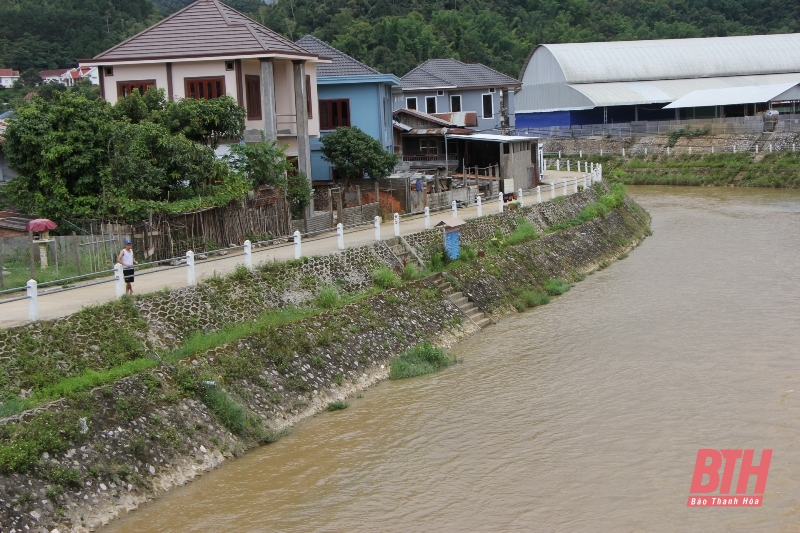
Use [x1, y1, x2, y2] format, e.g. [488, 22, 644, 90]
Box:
[451, 200, 458, 218]
[114, 263, 125, 298]
[27, 279, 38, 322]
[293, 231, 302, 259]
[243, 239, 252, 270]
[374, 216, 381, 240]
[567, 160, 571, 172]
[517, 188, 523, 206]
[476, 196, 482, 217]
[337, 223, 344, 249]
[393, 213, 401, 236]
[551, 182, 555, 198]
[536, 185, 541, 203]
[556, 159, 560, 171]
[424, 207, 430, 229]
[186, 251, 196, 285]
[498, 192, 504, 213]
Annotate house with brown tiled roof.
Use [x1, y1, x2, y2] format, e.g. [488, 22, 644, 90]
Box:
[0, 69, 20, 88]
[79, 0, 329, 182]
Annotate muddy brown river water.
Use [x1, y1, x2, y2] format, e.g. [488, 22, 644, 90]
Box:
[103, 185, 800, 532]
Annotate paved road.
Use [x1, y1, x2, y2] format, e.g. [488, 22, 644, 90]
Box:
[0, 171, 591, 328]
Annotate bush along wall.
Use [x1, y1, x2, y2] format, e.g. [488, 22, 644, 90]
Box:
[0, 182, 650, 533]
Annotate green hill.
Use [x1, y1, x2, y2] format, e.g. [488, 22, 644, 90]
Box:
[1, 0, 799, 78]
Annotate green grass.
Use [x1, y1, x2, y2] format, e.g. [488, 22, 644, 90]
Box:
[315, 285, 341, 309]
[506, 220, 540, 246]
[326, 400, 348, 411]
[543, 279, 571, 296]
[389, 342, 454, 380]
[372, 266, 401, 289]
[512, 290, 551, 311]
[201, 385, 278, 443]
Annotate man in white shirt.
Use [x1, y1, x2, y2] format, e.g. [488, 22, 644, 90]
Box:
[117, 240, 138, 295]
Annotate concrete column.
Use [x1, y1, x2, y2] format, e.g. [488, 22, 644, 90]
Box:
[293, 60, 312, 219]
[114, 263, 125, 298]
[243, 240, 252, 269]
[259, 59, 277, 141]
[27, 279, 38, 322]
[293, 231, 302, 259]
[186, 251, 195, 286]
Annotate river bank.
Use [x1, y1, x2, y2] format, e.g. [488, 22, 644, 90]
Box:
[0, 183, 650, 532]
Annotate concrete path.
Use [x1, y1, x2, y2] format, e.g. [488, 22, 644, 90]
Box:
[0, 171, 590, 329]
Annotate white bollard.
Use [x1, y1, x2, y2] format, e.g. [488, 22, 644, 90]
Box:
[769, 143, 773, 153]
[712, 145, 715, 154]
[733, 145, 737, 153]
[394, 213, 401, 236]
[451, 200, 458, 219]
[600, 148, 603, 156]
[558, 150, 562, 158]
[622, 147, 626, 157]
[374, 216, 381, 241]
[186, 251, 196, 285]
[424, 207, 430, 229]
[574, 179, 579, 193]
[498, 192, 504, 213]
[337, 223, 344, 249]
[579, 150, 582, 158]
[243, 239, 252, 270]
[476, 196, 482, 217]
[556, 159, 560, 171]
[293, 231, 302, 259]
[755, 144, 758, 153]
[536, 185, 541, 203]
[567, 160, 571, 172]
[645, 147, 648, 155]
[667, 146, 670, 156]
[114, 263, 125, 298]
[551, 182, 555, 198]
[793, 144, 796, 152]
[26, 279, 38, 322]
[518, 188, 524, 207]
[689, 146, 693, 154]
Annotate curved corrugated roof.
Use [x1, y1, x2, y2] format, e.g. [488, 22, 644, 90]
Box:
[521, 33, 800, 85]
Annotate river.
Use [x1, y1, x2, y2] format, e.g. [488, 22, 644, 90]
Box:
[104, 185, 800, 532]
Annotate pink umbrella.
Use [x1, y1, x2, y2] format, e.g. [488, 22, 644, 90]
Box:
[26, 219, 58, 232]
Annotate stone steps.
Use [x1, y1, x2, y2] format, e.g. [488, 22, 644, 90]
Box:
[432, 274, 493, 329]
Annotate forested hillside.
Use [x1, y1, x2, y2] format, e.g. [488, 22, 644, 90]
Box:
[2, 0, 799, 78]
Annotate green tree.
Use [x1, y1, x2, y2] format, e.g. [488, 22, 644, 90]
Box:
[320, 126, 399, 184]
[227, 136, 295, 189]
[157, 95, 245, 149]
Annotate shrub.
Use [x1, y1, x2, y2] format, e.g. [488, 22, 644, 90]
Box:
[315, 285, 340, 309]
[506, 220, 539, 246]
[543, 279, 571, 296]
[372, 266, 401, 289]
[460, 244, 478, 261]
[389, 342, 454, 380]
[326, 400, 348, 411]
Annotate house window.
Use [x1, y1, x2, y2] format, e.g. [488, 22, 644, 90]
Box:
[420, 139, 438, 155]
[117, 80, 156, 98]
[104, 67, 114, 77]
[437, 90, 444, 96]
[245, 75, 261, 120]
[425, 96, 436, 114]
[319, 99, 350, 130]
[489, 88, 496, 93]
[482, 93, 493, 119]
[225, 61, 235, 71]
[185, 76, 226, 99]
[406, 97, 417, 110]
[306, 75, 312, 119]
[451, 95, 461, 113]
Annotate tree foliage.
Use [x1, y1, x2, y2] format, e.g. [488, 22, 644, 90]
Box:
[320, 126, 399, 183]
[0, 90, 271, 222]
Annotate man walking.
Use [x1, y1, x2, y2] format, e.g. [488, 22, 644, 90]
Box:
[117, 239, 138, 296]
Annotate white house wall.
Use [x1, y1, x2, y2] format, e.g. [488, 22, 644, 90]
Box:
[103, 63, 169, 105]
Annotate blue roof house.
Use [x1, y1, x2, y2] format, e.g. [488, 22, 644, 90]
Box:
[296, 36, 400, 181]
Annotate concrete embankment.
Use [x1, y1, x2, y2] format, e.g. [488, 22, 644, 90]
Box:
[0, 183, 650, 532]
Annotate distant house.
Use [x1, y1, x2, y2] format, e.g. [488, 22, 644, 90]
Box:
[295, 35, 399, 182]
[40, 68, 72, 85]
[392, 59, 521, 133]
[392, 108, 471, 173]
[0, 69, 20, 88]
[79, 0, 328, 183]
